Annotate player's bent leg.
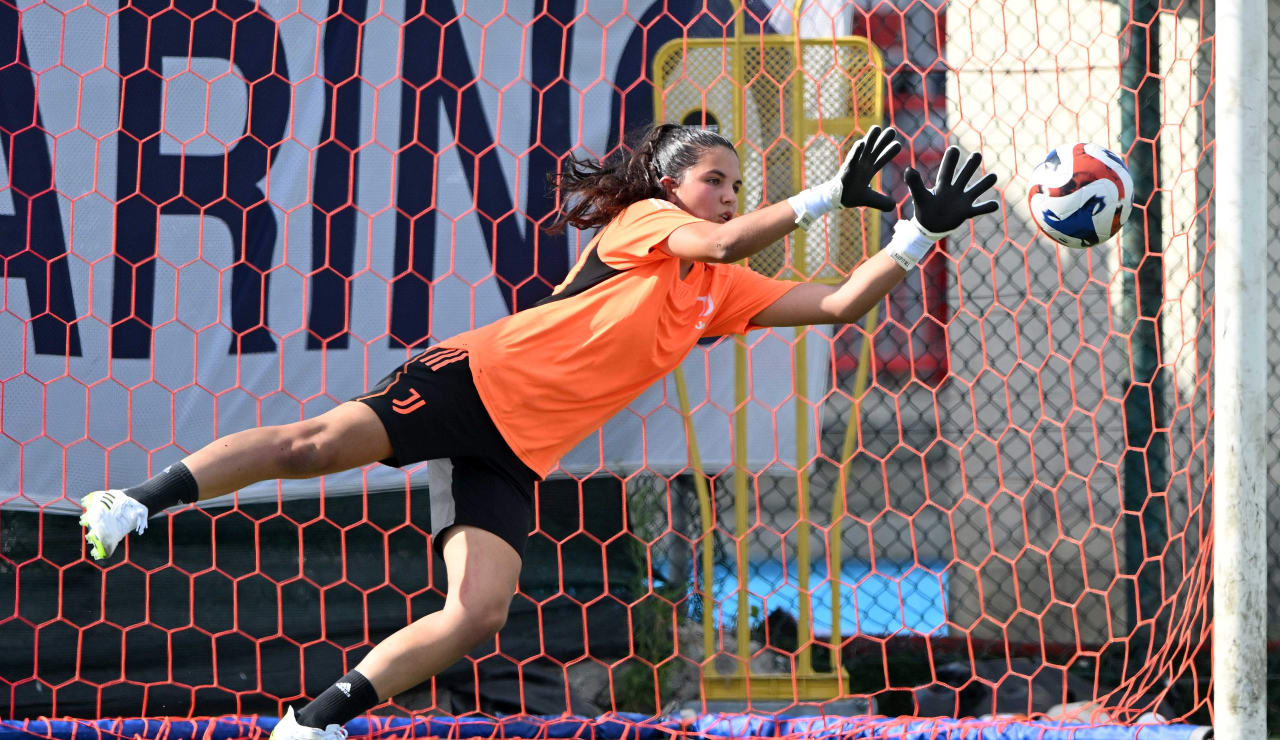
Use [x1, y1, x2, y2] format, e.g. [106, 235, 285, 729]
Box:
[350, 525, 522, 701]
[437, 524, 523, 639]
[286, 527, 520, 730]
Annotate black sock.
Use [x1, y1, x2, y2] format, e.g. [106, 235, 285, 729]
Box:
[296, 669, 380, 728]
[124, 461, 200, 517]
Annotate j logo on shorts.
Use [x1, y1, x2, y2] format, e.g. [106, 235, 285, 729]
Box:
[392, 389, 425, 414]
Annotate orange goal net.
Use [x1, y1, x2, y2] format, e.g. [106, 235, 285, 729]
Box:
[0, 0, 1222, 735]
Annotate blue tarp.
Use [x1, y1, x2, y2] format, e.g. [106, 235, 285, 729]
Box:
[0, 715, 1210, 740]
[705, 560, 949, 638]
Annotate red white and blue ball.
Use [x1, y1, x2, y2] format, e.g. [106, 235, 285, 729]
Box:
[1028, 143, 1133, 248]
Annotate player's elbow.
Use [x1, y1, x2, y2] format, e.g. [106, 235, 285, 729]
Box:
[705, 227, 753, 263]
[704, 239, 735, 263]
[667, 222, 742, 263]
[674, 237, 734, 264]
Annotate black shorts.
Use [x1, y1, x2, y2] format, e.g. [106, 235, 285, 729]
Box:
[352, 346, 537, 560]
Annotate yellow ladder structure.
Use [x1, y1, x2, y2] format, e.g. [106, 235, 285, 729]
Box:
[653, 2, 886, 710]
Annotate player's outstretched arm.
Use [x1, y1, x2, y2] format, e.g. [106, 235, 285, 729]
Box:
[666, 126, 902, 263]
[751, 146, 1000, 328]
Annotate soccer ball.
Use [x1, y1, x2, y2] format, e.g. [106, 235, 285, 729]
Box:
[1027, 143, 1133, 248]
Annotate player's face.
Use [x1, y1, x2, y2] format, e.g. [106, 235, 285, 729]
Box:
[663, 146, 741, 223]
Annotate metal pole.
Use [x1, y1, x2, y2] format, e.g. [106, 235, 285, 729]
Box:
[1118, 0, 1168, 673]
[1213, 0, 1268, 736]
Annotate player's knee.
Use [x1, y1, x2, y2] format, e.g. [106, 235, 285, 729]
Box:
[467, 601, 510, 642]
[476, 604, 509, 638]
[273, 422, 338, 477]
[446, 597, 510, 643]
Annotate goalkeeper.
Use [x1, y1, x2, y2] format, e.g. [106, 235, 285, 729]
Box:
[79, 123, 998, 740]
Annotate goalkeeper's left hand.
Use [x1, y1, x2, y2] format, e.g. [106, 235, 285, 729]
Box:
[903, 146, 1000, 239]
[884, 146, 1001, 272]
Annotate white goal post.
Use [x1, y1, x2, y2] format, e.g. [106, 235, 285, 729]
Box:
[1212, 0, 1269, 738]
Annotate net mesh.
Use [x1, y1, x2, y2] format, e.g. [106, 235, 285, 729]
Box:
[0, 0, 1242, 732]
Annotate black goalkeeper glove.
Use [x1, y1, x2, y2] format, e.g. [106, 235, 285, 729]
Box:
[903, 146, 1000, 239]
[837, 125, 902, 210]
[884, 146, 1001, 271]
[788, 125, 901, 227]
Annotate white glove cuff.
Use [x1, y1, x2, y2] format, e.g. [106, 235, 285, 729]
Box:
[911, 217, 958, 242]
[884, 219, 944, 271]
[787, 180, 842, 228]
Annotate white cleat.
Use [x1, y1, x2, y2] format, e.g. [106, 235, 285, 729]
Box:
[78, 489, 148, 560]
[270, 707, 348, 740]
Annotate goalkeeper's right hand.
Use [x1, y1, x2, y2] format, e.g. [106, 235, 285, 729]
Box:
[787, 125, 901, 227]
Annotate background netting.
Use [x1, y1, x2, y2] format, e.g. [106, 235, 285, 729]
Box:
[0, 0, 1263, 733]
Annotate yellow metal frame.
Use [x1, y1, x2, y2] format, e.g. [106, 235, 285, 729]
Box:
[651, 31, 884, 283]
[656, 6, 886, 708]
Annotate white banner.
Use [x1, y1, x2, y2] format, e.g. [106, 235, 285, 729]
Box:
[0, 1, 830, 512]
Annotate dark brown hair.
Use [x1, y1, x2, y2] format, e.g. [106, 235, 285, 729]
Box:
[545, 123, 736, 233]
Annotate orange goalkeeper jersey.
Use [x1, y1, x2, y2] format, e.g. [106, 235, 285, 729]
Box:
[439, 198, 796, 477]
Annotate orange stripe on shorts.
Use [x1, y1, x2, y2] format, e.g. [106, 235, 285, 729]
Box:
[424, 347, 467, 370]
